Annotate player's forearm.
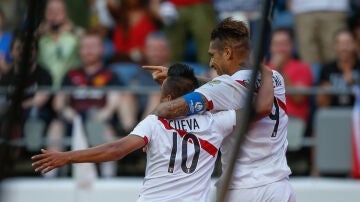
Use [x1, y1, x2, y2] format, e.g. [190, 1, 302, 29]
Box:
[255, 69, 274, 119]
[34, 92, 50, 108]
[153, 94, 209, 119]
[152, 98, 189, 119]
[67, 141, 127, 164]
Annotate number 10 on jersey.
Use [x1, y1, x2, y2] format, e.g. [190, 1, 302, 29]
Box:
[168, 132, 200, 174]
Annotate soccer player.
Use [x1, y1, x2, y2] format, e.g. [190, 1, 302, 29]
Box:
[31, 63, 273, 201]
[144, 18, 295, 201]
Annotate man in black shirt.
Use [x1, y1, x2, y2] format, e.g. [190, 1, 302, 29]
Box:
[47, 32, 123, 177]
[317, 29, 360, 107]
[0, 33, 53, 141]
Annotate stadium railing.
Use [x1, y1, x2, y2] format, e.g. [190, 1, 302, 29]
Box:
[0, 86, 357, 176]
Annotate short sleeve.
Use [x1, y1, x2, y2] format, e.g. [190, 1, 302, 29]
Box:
[195, 75, 247, 111]
[212, 110, 236, 138]
[129, 115, 156, 144]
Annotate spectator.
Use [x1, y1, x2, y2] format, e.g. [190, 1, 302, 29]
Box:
[269, 28, 313, 122]
[158, 0, 215, 66]
[88, 0, 116, 63]
[350, 18, 360, 59]
[290, 0, 349, 80]
[47, 32, 122, 177]
[0, 34, 52, 141]
[317, 29, 360, 108]
[89, 0, 115, 29]
[119, 32, 168, 131]
[272, 0, 294, 29]
[37, 0, 81, 89]
[107, 0, 158, 63]
[213, 0, 260, 23]
[0, 9, 12, 77]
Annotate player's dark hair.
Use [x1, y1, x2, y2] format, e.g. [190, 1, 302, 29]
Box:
[163, 63, 199, 99]
[210, 17, 250, 51]
[271, 27, 294, 41]
[168, 63, 199, 88]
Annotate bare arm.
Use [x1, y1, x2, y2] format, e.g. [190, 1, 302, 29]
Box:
[53, 92, 77, 122]
[22, 92, 50, 109]
[32, 135, 145, 173]
[152, 94, 209, 119]
[95, 91, 120, 121]
[254, 66, 274, 120]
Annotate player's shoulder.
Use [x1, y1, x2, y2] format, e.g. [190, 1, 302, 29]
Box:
[142, 114, 159, 123]
[209, 74, 233, 83]
[210, 110, 236, 120]
[197, 74, 238, 89]
[231, 69, 253, 80]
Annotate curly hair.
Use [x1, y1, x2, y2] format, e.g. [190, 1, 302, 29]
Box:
[210, 17, 250, 51]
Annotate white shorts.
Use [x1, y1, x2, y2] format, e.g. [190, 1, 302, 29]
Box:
[222, 178, 296, 202]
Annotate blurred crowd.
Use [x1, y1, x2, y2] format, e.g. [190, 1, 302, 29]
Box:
[0, 0, 359, 177]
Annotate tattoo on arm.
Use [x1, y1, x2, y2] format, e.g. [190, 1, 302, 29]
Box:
[154, 98, 189, 119]
[152, 93, 210, 119]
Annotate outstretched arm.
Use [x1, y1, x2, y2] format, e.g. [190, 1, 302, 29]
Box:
[32, 135, 145, 173]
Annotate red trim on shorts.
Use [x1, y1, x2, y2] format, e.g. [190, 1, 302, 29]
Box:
[277, 98, 287, 114]
[157, 117, 218, 157]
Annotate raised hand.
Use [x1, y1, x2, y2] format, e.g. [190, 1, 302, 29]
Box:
[32, 149, 69, 174]
[142, 65, 168, 84]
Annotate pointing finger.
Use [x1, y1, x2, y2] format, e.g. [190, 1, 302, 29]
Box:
[142, 66, 166, 72]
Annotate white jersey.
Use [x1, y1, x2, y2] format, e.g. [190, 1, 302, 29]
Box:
[195, 70, 291, 189]
[130, 111, 236, 202]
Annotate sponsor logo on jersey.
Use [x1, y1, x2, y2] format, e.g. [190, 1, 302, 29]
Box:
[195, 102, 203, 112]
[206, 80, 221, 86]
[272, 75, 283, 87]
